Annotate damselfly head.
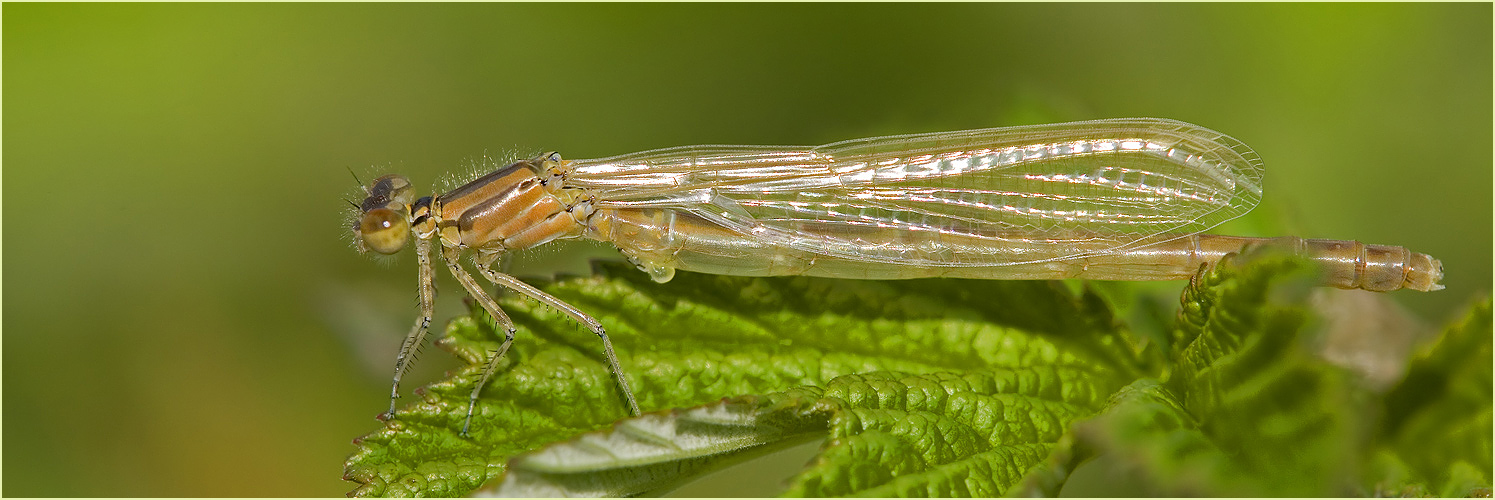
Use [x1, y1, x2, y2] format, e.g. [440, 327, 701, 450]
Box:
[353, 174, 415, 255]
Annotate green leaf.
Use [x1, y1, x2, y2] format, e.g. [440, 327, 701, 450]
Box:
[485, 368, 1111, 497]
[343, 262, 1137, 496]
[779, 369, 1109, 497]
[489, 391, 832, 497]
[343, 252, 1488, 497]
[1038, 378, 1240, 496]
[1371, 298, 1493, 496]
[1170, 251, 1368, 495]
[1023, 251, 1370, 496]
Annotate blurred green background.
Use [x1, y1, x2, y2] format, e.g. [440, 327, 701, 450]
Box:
[4, 3, 1489, 496]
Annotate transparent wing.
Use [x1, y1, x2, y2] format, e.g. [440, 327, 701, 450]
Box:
[565, 118, 1264, 267]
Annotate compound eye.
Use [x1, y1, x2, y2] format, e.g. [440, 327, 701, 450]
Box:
[368, 175, 414, 207]
[358, 208, 410, 254]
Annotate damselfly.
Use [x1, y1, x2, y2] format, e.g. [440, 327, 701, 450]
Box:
[350, 118, 1443, 434]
